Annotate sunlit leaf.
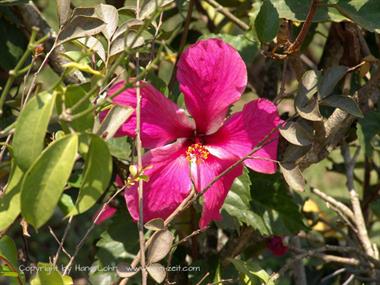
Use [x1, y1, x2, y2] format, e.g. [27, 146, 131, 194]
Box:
[13, 92, 56, 171]
[146, 230, 174, 264]
[21, 134, 78, 228]
[0, 162, 23, 231]
[70, 135, 112, 215]
[57, 0, 71, 26]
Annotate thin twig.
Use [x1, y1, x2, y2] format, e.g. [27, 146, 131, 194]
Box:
[173, 228, 206, 247]
[321, 268, 347, 283]
[52, 216, 73, 265]
[342, 144, 377, 260]
[203, 0, 249, 31]
[49, 226, 72, 259]
[63, 186, 126, 275]
[311, 188, 355, 222]
[286, 0, 319, 54]
[342, 274, 355, 285]
[195, 272, 210, 285]
[135, 0, 147, 284]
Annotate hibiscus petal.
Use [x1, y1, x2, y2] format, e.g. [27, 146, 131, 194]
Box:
[191, 154, 243, 229]
[177, 38, 247, 134]
[94, 205, 117, 225]
[205, 99, 281, 174]
[101, 81, 195, 148]
[125, 140, 192, 222]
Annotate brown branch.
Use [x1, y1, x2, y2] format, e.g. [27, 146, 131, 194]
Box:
[311, 188, 355, 222]
[134, 0, 147, 283]
[342, 144, 377, 260]
[286, 0, 319, 54]
[13, 2, 85, 85]
[298, 66, 380, 170]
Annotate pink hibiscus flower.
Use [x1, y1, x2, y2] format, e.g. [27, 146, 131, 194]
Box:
[103, 38, 281, 228]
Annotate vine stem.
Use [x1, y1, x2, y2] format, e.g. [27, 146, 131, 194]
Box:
[134, 0, 147, 284]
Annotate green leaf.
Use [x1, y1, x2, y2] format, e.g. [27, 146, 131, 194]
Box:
[359, 111, 380, 155]
[58, 193, 76, 216]
[107, 137, 131, 161]
[322, 94, 363, 118]
[70, 135, 112, 215]
[254, 0, 279, 43]
[21, 134, 78, 228]
[13, 92, 57, 171]
[318, 65, 348, 99]
[270, 0, 345, 22]
[56, 84, 94, 131]
[223, 170, 271, 235]
[0, 162, 23, 231]
[30, 263, 66, 285]
[230, 259, 274, 285]
[0, 236, 18, 269]
[335, 0, 380, 33]
[250, 172, 308, 234]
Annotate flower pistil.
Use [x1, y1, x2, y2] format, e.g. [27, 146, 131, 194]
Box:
[186, 143, 209, 164]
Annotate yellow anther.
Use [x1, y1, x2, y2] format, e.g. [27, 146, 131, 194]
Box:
[186, 143, 209, 164]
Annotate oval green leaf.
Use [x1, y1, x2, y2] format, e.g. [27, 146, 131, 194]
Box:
[13, 92, 56, 171]
[70, 135, 112, 215]
[254, 0, 280, 43]
[0, 162, 23, 231]
[21, 134, 78, 229]
[0, 235, 18, 268]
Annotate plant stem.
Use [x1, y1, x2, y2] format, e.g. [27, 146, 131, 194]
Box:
[63, 186, 126, 275]
[286, 0, 319, 54]
[0, 27, 38, 116]
[203, 0, 249, 31]
[135, 0, 147, 283]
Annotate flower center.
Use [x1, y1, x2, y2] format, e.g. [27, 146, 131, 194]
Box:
[186, 143, 209, 164]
